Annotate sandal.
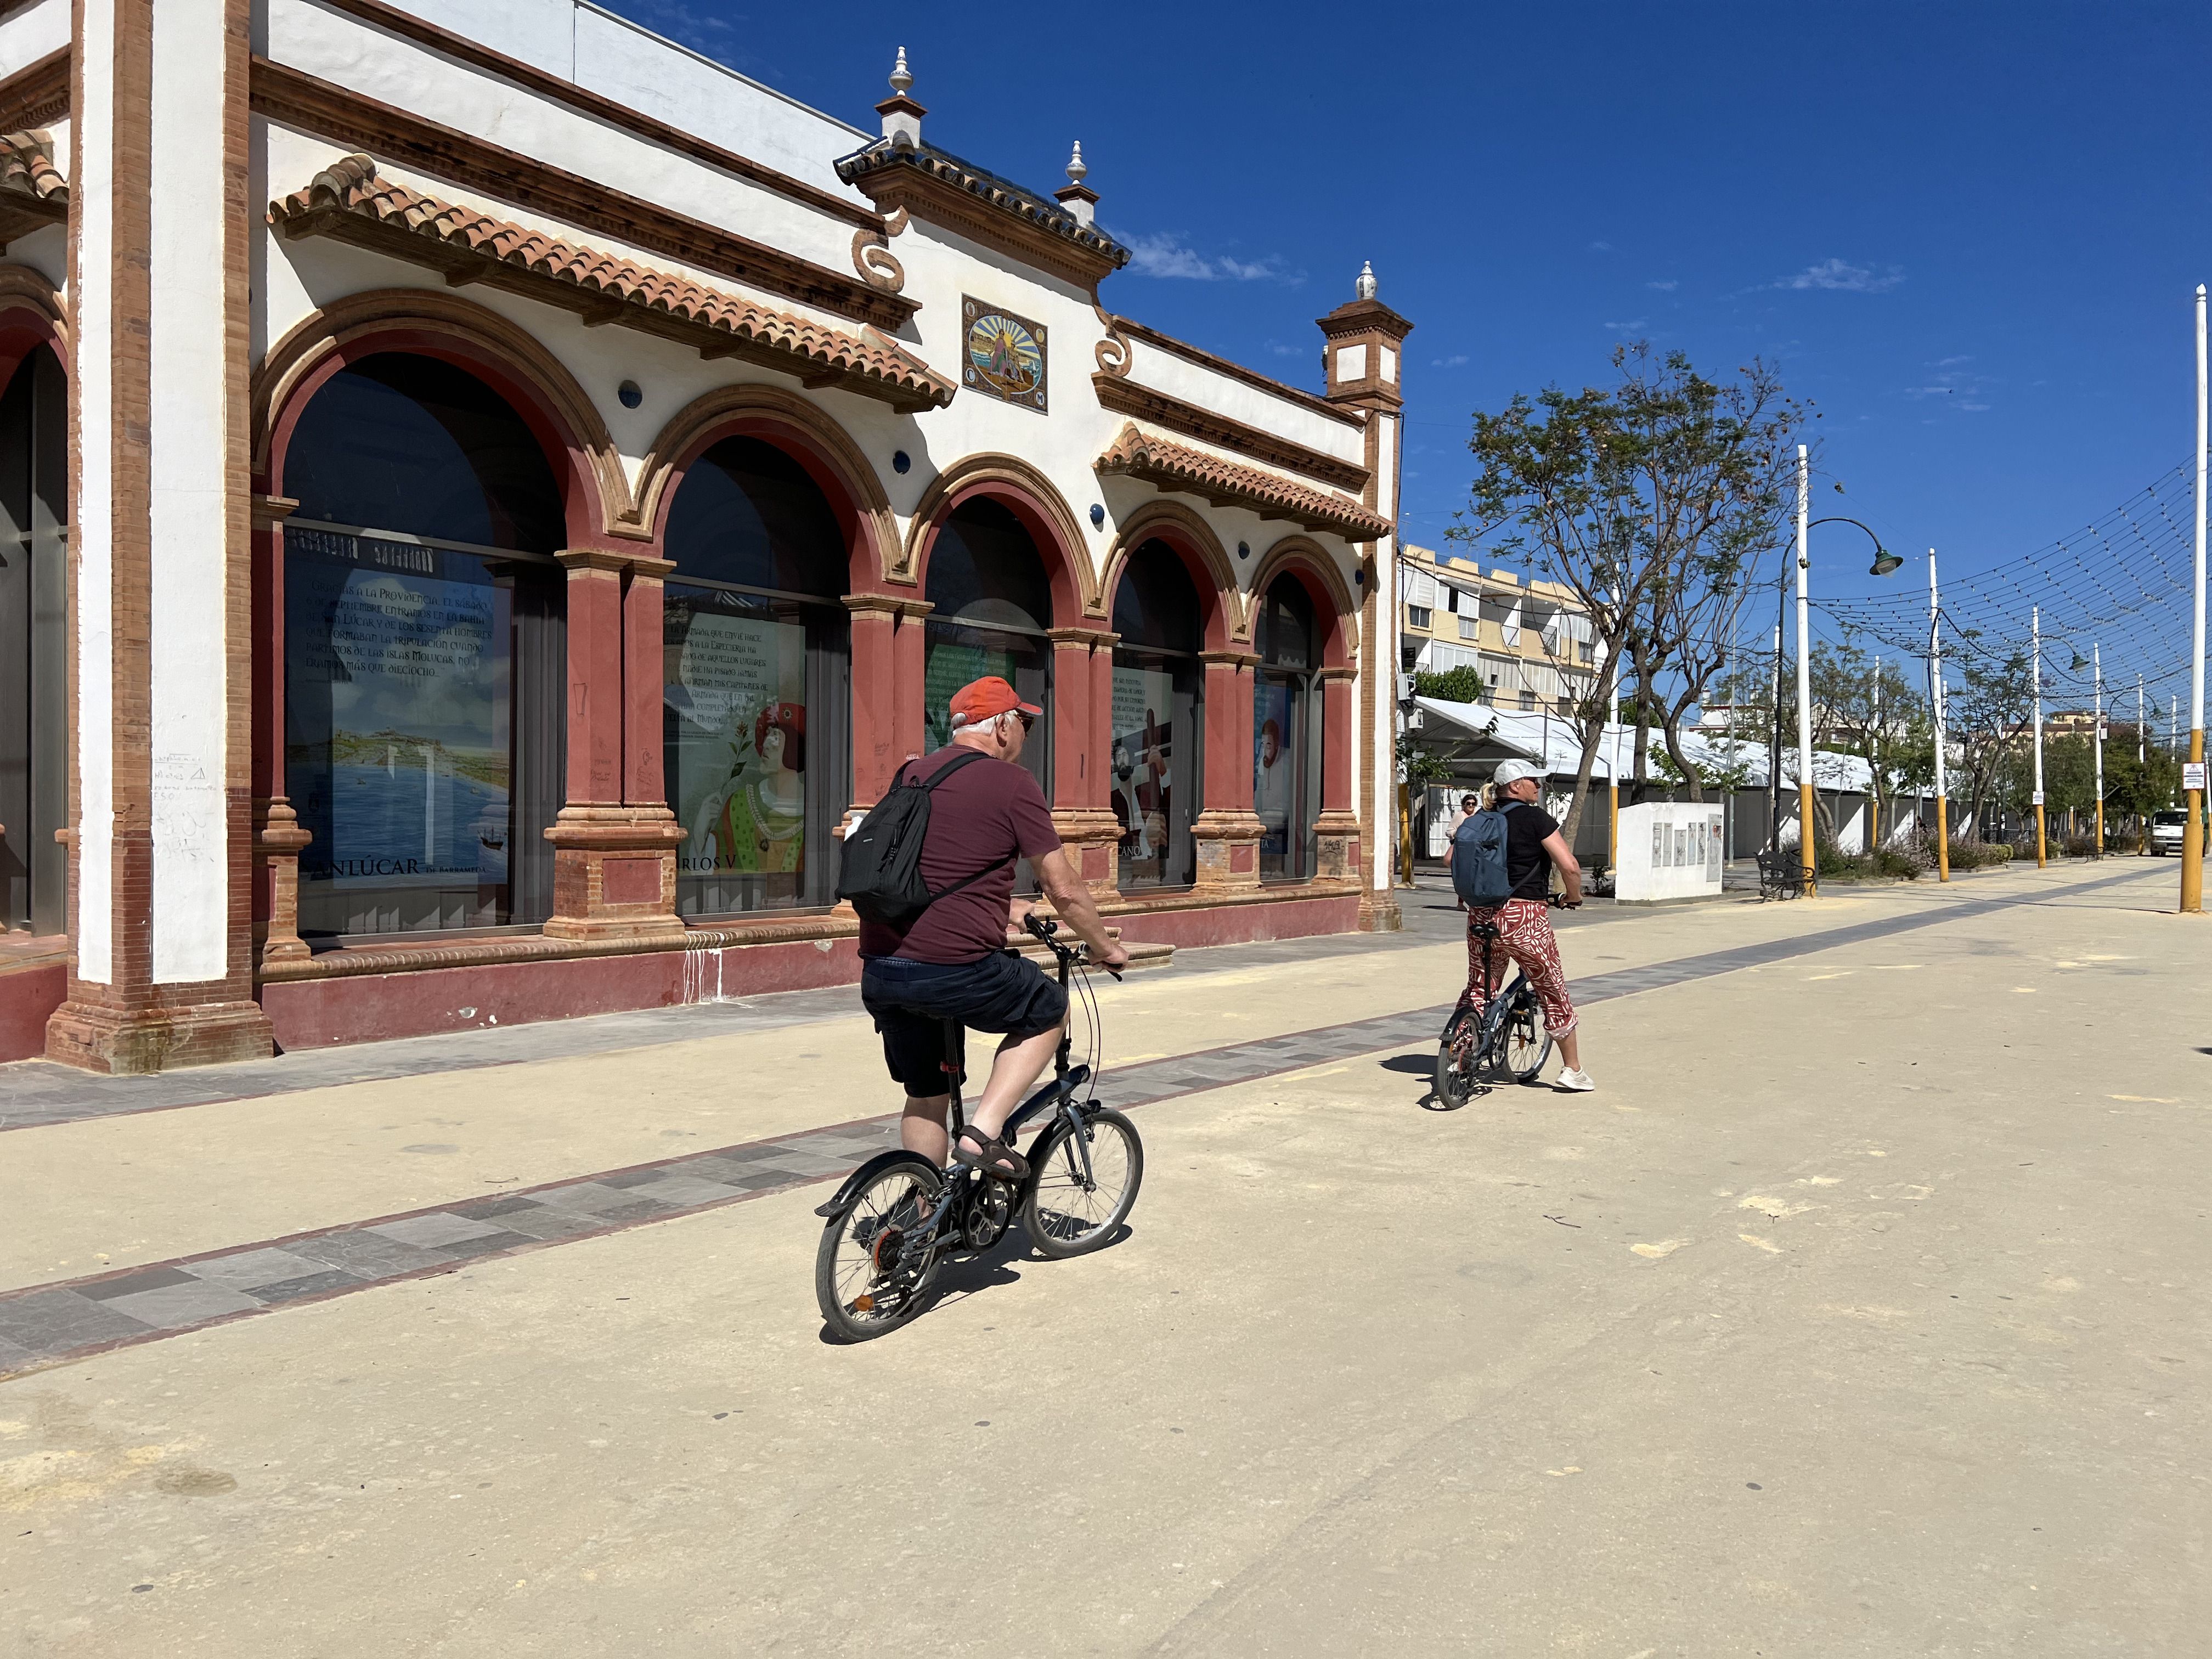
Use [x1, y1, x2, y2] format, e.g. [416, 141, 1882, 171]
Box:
[951, 1126, 1030, 1182]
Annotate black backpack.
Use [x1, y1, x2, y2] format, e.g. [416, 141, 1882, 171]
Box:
[1449, 800, 1522, 907]
[836, 749, 1014, 928]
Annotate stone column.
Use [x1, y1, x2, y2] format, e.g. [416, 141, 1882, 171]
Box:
[1314, 665, 1361, 880]
[1190, 650, 1263, 893]
[542, 550, 684, 942]
[46, 0, 274, 1071]
[249, 494, 310, 964]
[1047, 628, 1120, 895]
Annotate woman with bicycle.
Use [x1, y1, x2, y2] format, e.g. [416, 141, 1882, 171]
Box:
[1462, 760, 1594, 1091]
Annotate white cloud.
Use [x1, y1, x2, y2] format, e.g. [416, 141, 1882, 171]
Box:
[1118, 230, 1296, 283]
[1776, 258, 1904, 294]
[1646, 279, 1678, 291]
[1602, 318, 1647, 333]
[1588, 240, 1615, 253]
[1432, 353, 1469, 368]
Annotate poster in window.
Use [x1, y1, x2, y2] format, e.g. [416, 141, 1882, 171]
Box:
[1254, 680, 1294, 857]
[1111, 664, 1174, 878]
[665, 607, 808, 878]
[288, 542, 509, 896]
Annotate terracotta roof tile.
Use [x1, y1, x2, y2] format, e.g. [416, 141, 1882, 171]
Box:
[834, 139, 1129, 272]
[1096, 423, 1392, 542]
[0, 131, 67, 243]
[270, 155, 954, 413]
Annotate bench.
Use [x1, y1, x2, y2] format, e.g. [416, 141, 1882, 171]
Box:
[1756, 850, 1812, 901]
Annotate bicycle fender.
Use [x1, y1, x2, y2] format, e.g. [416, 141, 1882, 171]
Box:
[812, 1149, 938, 1219]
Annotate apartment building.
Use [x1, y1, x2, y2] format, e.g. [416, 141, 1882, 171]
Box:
[1398, 544, 1598, 715]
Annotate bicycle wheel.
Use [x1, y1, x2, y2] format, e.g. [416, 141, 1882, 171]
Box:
[1022, 1109, 1143, 1258]
[815, 1156, 945, 1341]
[1433, 1006, 1480, 1110]
[1502, 987, 1553, 1083]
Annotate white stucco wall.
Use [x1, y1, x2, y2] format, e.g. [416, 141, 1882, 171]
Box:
[1616, 802, 1725, 902]
[148, 1, 232, 983]
[0, 0, 68, 76]
[74, 0, 116, 984]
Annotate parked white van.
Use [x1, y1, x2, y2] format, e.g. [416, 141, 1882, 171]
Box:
[2149, 809, 2189, 854]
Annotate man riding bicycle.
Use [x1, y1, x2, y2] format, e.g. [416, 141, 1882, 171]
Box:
[857, 676, 1130, 1182]
[1461, 759, 1594, 1091]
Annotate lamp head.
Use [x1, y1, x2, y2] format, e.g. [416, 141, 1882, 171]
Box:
[1869, 548, 1903, 577]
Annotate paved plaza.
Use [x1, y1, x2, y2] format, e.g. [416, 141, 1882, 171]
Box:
[2, 859, 2206, 1655]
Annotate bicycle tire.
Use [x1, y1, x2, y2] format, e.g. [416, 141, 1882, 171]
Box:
[1434, 1006, 1480, 1110]
[1503, 986, 1553, 1083]
[1022, 1110, 1143, 1258]
[815, 1155, 945, 1341]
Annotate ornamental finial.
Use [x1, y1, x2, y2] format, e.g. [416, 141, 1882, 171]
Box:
[1066, 141, 1087, 184]
[1356, 260, 1377, 301]
[889, 47, 912, 94]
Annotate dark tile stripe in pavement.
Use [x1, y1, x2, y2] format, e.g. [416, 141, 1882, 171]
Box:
[0, 863, 2160, 1380]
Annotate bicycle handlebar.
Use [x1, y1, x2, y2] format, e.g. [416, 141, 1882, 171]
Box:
[1022, 911, 1122, 979]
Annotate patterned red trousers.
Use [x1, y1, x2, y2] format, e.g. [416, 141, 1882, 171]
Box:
[1463, 899, 1578, 1037]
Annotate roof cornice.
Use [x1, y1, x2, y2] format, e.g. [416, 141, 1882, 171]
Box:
[270, 155, 955, 414]
[1092, 374, 1368, 494]
[834, 140, 1131, 289]
[1096, 422, 1391, 542]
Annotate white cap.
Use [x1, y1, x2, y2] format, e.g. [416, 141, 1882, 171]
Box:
[1492, 759, 1543, 788]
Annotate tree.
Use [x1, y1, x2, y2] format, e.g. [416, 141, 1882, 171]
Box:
[1811, 640, 1932, 840]
[1452, 343, 1802, 842]
[1949, 648, 2035, 839]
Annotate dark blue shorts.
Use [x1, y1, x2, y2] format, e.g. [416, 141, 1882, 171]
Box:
[860, 950, 1069, 1099]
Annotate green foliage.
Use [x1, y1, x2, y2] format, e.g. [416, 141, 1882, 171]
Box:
[1413, 666, 1488, 705]
[1396, 731, 1453, 788]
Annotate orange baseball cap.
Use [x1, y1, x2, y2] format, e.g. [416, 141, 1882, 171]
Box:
[949, 675, 1043, 728]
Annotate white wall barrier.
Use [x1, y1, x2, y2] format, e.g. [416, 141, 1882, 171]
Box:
[1616, 801, 1724, 903]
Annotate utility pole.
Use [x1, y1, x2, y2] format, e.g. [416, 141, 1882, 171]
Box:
[1795, 444, 1816, 893]
[1768, 579, 1784, 851]
[1871, 653, 1882, 849]
[2094, 643, 2104, 856]
[2032, 606, 2046, 867]
[1928, 549, 1949, 879]
[2188, 281, 2209, 913]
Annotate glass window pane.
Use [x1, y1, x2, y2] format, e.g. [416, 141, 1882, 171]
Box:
[1111, 539, 1201, 654]
[1255, 672, 1311, 881]
[286, 528, 532, 936]
[927, 499, 1051, 632]
[286, 357, 563, 554]
[664, 586, 814, 916]
[665, 437, 845, 599]
[1111, 655, 1199, 889]
[923, 625, 1052, 797]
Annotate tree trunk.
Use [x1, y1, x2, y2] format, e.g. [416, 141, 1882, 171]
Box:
[1660, 709, 1704, 803]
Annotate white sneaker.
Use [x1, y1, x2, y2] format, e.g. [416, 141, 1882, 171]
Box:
[1556, 1068, 1596, 1092]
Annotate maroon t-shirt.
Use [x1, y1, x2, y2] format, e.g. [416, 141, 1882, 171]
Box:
[856, 747, 1064, 964]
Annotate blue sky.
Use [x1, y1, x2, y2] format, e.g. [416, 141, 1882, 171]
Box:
[608, 0, 2209, 677]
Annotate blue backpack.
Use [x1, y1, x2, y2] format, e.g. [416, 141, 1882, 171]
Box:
[1449, 802, 1523, 907]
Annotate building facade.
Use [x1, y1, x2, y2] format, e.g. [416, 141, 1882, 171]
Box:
[1398, 544, 1596, 715]
[0, 0, 1412, 1071]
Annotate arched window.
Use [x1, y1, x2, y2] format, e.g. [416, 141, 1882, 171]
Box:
[1111, 540, 1203, 889]
[1254, 574, 1319, 881]
[283, 353, 568, 940]
[0, 345, 64, 935]
[924, 498, 1053, 797]
[662, 436, 851, 917]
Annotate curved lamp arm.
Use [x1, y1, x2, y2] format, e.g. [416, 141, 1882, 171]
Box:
[1804, 515, 1903, 577]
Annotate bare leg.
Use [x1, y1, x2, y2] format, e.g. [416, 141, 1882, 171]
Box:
[1556, 1031, 1582, 1072]
[966, 1025, 1064, 1140]
[900, 1095, 950, 1164]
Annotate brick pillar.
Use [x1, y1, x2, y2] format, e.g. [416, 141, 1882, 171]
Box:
[1191, 650, 1263, 893]
[46, 0, 274, 1071]
[542, 550, 684, 942]
[1315, 665, 1361, 881]
[844, 595, 901, 805]
[1047, 628, 1120, 896]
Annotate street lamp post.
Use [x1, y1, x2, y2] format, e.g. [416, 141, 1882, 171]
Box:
[2094, 643, 2104, 855]
[1795, 448, 1816, 892]
[2188, 281, 2209, 913]
[2032, 606, 2046, 867]
[1929, 548, 1950, 879]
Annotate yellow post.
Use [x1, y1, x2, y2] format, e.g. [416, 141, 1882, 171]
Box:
[2035, 803, 2047, 867]
[1609, 779, 1618, 872]
[1397, 782, 1418, 889]
[1935, 795, 1950, 881]
[2095, 799, 2104, 857]
[1799, 781, 1818, 896]
[2185, 728, 2205, 913]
